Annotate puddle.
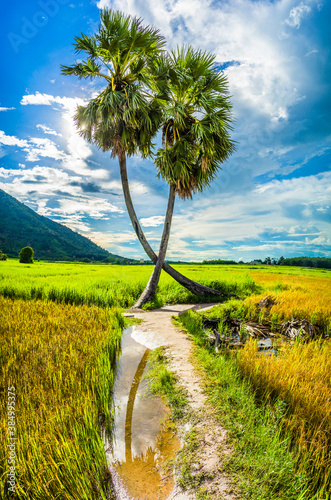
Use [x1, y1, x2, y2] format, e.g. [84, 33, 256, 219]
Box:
[105, 327, 180, 499]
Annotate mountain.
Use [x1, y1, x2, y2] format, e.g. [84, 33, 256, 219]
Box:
[0, 189, 130, 262]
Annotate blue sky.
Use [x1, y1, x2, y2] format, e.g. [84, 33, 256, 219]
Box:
[0, 0, 330, 261]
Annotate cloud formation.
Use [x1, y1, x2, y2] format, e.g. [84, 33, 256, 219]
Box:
[36, 124, 62, 136]
[20, 92, 109, 178]
[0, 0, 329, 260]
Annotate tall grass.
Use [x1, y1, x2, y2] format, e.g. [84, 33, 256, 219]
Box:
[0, 297, 123, 499]
[236, 339, 331, 495]
[177, 310, 329, 500]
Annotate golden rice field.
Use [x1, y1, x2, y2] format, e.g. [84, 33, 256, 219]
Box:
[236, 339, 331, 495]
[0, 296, 123, 499]
[246, 272, 331, 329]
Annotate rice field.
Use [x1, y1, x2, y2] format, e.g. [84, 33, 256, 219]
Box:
[236, 339, 331, 494]
[0, 260, 330, 323]
[0, 297, 123, 499]
[178, 308, 331, 499]
[0, 260, 261, 308]
[0, 259, 330, 499]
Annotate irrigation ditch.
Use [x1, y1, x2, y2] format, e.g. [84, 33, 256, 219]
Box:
[104, 326, 180, 499]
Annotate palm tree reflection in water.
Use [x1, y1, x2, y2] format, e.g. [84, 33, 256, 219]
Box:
[114, 347, 179, 499]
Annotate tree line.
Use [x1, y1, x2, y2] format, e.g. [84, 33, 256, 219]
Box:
[202, 257, 331, 269]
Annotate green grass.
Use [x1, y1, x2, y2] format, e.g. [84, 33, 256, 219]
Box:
[176, 310, 329, 500]
[2, 259, 330, 312]
[0, 260, 263, 308]
[145, 348, 189, 420]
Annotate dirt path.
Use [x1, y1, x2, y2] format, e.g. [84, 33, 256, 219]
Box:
[125, 304, 238, 500]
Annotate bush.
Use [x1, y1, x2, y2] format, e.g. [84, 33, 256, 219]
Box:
[0, 250, 7, 261]
[19, 246, 34, 264]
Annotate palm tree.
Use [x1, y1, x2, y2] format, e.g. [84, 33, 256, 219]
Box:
[133, 47, 235, 307]
[61, 9, 235, 302]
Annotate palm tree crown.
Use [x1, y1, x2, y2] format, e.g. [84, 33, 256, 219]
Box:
[61, 9, 165, 158]
[154, 46, 236, 199]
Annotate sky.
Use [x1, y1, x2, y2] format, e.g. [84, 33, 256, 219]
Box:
[0, 0, 330, 262]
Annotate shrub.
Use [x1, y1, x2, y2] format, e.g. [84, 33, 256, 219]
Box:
[0, 250, 7, 261]
[19, 246, 34, 263]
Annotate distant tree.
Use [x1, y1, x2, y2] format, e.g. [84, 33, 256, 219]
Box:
[264, 257, 271, 265]
[0, 250, 8, 261]
[19, 247, 34, 263]
[80, 257, 91, 263]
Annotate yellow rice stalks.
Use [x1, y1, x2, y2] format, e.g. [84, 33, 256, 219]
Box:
[236, 339, 331, 492]
[0, 297, 122, 499]
[246, 274, 331, 330]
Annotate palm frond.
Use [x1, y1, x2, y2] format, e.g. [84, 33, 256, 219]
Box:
[63, 8, 166, 160]
[155, 45, 236, 198]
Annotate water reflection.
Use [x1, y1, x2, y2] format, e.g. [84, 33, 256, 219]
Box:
[106, 327, 179, 499]
[124, 348, 151, 463]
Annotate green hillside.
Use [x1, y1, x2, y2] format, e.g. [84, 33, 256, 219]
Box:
[0, 189, 129, 262]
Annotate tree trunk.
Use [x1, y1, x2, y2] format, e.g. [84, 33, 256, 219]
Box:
[118, 152, 236, 298]
[132, 183, 175, 308]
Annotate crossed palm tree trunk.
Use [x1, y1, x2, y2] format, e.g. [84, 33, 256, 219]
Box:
[132, 183, 175, 308]
[119, 153, 237, 308]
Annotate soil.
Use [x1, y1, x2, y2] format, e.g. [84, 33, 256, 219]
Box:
[125, 304, 238, 500]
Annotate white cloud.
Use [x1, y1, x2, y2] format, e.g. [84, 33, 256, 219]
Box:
[1, 166, 79, 193]
[21, 93, 55, 106]
[0, 107, 15, 112]
[55, 197, 122, 218]
[305, 49, 318, 56]
[130, 182, 149, 195]
[89, 230, 137, 245]
[162, 170, 331, 259]
[103, 180, 123, 191]
[0, 131, 28, 148]
[0, 167, 23, 178]
[285, 2, 311, 28]
[0, 130, 69, 163]
[21, 92, 87, 114]
[305, 236, 331, 246]
[24, 137, 66, 162]
[140, 215, 164, 227]
[36, 124, 62, 136]
[1, 93, 108, 180]
[233, 243, 287, 252]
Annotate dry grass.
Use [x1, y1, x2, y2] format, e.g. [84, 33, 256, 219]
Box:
[236, 339, 331, 495]
[0, 297, 123, 499]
